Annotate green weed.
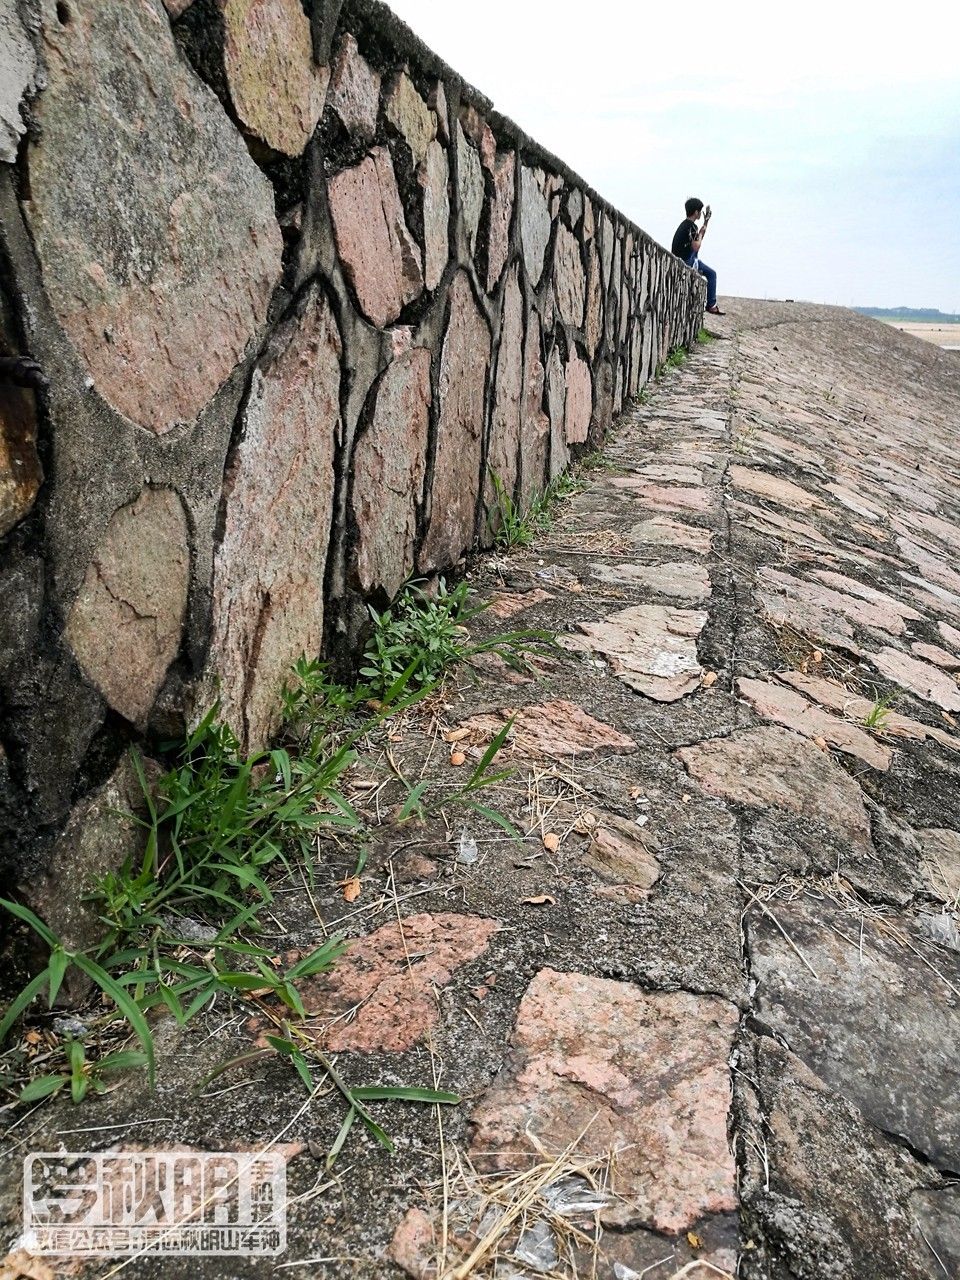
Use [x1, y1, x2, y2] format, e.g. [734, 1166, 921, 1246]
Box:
[360, 578, 549, 696]
[863, 693, 895, 730]
[697, 327, 714, 344]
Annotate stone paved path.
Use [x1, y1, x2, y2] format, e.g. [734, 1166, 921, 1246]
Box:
[4, 300, 960, 1279]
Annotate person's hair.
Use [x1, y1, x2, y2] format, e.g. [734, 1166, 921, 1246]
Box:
[685, 198, 704, 217]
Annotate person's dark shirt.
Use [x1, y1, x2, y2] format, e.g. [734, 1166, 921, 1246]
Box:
[671, 217, 697, 261]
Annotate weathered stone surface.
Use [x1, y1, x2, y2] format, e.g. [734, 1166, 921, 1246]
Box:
[384, 71, 435, 163]
[352, 348, 431, 598]
[388, 1207, 435, 1279]
[455, 123, 483, 254]
[729, 498, 831, 547]
[591, 560, 711, 603]
[420, 272, 489, 569]
[206, 288, 339, 749]
[779, 669, 960, 752]
[485, 150, 515, 291]
[564, 348, 591, 444]
[519, 307, 549, 501]
[485, 268, 524, 512]
[563, 605, 706, 701]
[912, 640, 960, 670]
[584, 244, 603, 357]
[487, 588, 553, 619]
[0, 0, 37, 163]
[469, 969, 738, 1233]
[628, 517, 713, 554]
[546, 343, 568, 479]
[760, 568, 910, 636]
[746, 1037, 939, 1280]
[0, 370, 41, 538]
[328, 147, 424, 328]
[609, 477, 714, 513]
[759, 591, 862, 657]
[870, 645, 960, 712]
[940, 621, 960, 651]
[751, 892, 960, 1169]
[554, 225, 585, 329]
[299, 913, 498, 1052]
[919, 828, 960, 905]
[65, 489, 189, 726]
[220, 0, 328, 156]
[677, 726, 871, 846]
[520, 166, 551, 286]
[418, 140, 449, 291]
[24, 0, 282, 433]
[327, 32, 380, 142]
[584, 814, 661, 890]
[737, 677, 893, 770]
[458, 699, 636, 758]
[730, 465, 819, 511]
[808, 569, 924, 622]
[23, 753, 148, 984]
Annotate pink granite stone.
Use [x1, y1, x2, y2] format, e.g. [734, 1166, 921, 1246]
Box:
[327, 32, 380, 142]
[352, 348, 431, 598]
[730, 465, 820, 512]
[384, 71, 435, 164]
[870, 647, 960, 712]
[204, 288, 340, 749]
[418, 139, 449, 291]
[469, 969, 738, 1233]
[455, 124, 484, 254]
[609, 478, 714, 513]
[554, 224, 586, 329]
[777, 671, 960, 753]
[628, 517, 713, 554]
[220, 0, 328, 157]
[300, 914, 498, 1052]
[24, 0, 282, 433]
[328, 147, 424, 328]
[420, 272, 490, 569]
[457, 699, 636, 757]
[759, 568, 910, 636]
[562, 604, 706, 700]
[520, 166, 551, 286]
[546, 344, 568, 478]
[911, 642, 960, 670]
[519, 308, 550, 501]
[65, 489, 189, 727]
[564, 348, 592, 444]
[485, 268, 524, 524]
[737, 677, 892, 770]
[485, 150, 515, 291]
[584, 243, 603, 357]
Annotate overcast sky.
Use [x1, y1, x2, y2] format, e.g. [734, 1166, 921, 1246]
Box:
[388, 0, 960, 312]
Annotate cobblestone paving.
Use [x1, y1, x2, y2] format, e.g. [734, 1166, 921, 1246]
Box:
[4, 300, 960, 1279]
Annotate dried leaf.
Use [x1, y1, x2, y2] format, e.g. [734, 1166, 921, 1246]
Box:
[443, 727, 470, 743]
[450, 750, 467, 767]
[542, 832, 560, 852]
[686, 1230, 702, 1249]
[701, 670, 718, 688]
[522, 894, 556, 906]
[812, 649, 824, 663]
[341, 876, 361, 902]
[813, 735, 828, 750]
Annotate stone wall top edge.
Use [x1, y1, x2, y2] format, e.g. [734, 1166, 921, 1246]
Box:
[342, 0, 676, 258]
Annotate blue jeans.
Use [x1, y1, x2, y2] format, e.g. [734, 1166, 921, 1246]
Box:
[686, 254, 717, 308]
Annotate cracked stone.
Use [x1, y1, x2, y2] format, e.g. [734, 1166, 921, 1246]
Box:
[205, 287, 339, 750]
[562, 604, 706, 701]
[296, 913, 498, 1052]
[759, 568, 910, 636]
[220, 0, 328, 157]
[458, 699, 636, 758]
[519, 307, 549, 501]
[676, 726, 871, 846]
[420, 272, 489, 570]
[455, 124, 484, 254]
[327, 33, 380, 142]
[554, 225, 585, 329]
[485, 150, 515, 291]
[519, 166, 551, 286]
[918, 828, 960, 904]
[485, 268, 524, 513]
[778, 669, 960, 752]
[328, 147, 424, 328]
[737, 677, 892, 770]
[728, 499, 831, 547]
[24, 0, 282, 433]
[384, 71, 435, 164]
[66, 488, 189, 727]
[729, 465, 820, 511]
[608, 478, 715, 513]
[758, 591, 862, 658]
[869, 646, 960, 712]
[418, 140, 449, 291]
[751, 892, 960, 1170]
[352, 347, 431, 598]
[911, 641, 960, 670]
[590, 560, 711, 603]
[584, 813, 661, 891]
[584, 244, 603, 357]
[628, 517, 713, 554]
[469, 968, 738, 1233]
[807, 569, 923, 623]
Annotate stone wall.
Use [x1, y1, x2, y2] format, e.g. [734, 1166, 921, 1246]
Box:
[0, 0, 705, 886]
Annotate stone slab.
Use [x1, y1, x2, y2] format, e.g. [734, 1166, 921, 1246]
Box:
[562, 604, 706, 701]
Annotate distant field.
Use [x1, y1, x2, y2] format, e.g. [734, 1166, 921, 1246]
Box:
[879, 320, 960, 352]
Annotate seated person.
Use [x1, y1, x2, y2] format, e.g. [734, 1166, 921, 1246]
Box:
[671, 198, 725, 316]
